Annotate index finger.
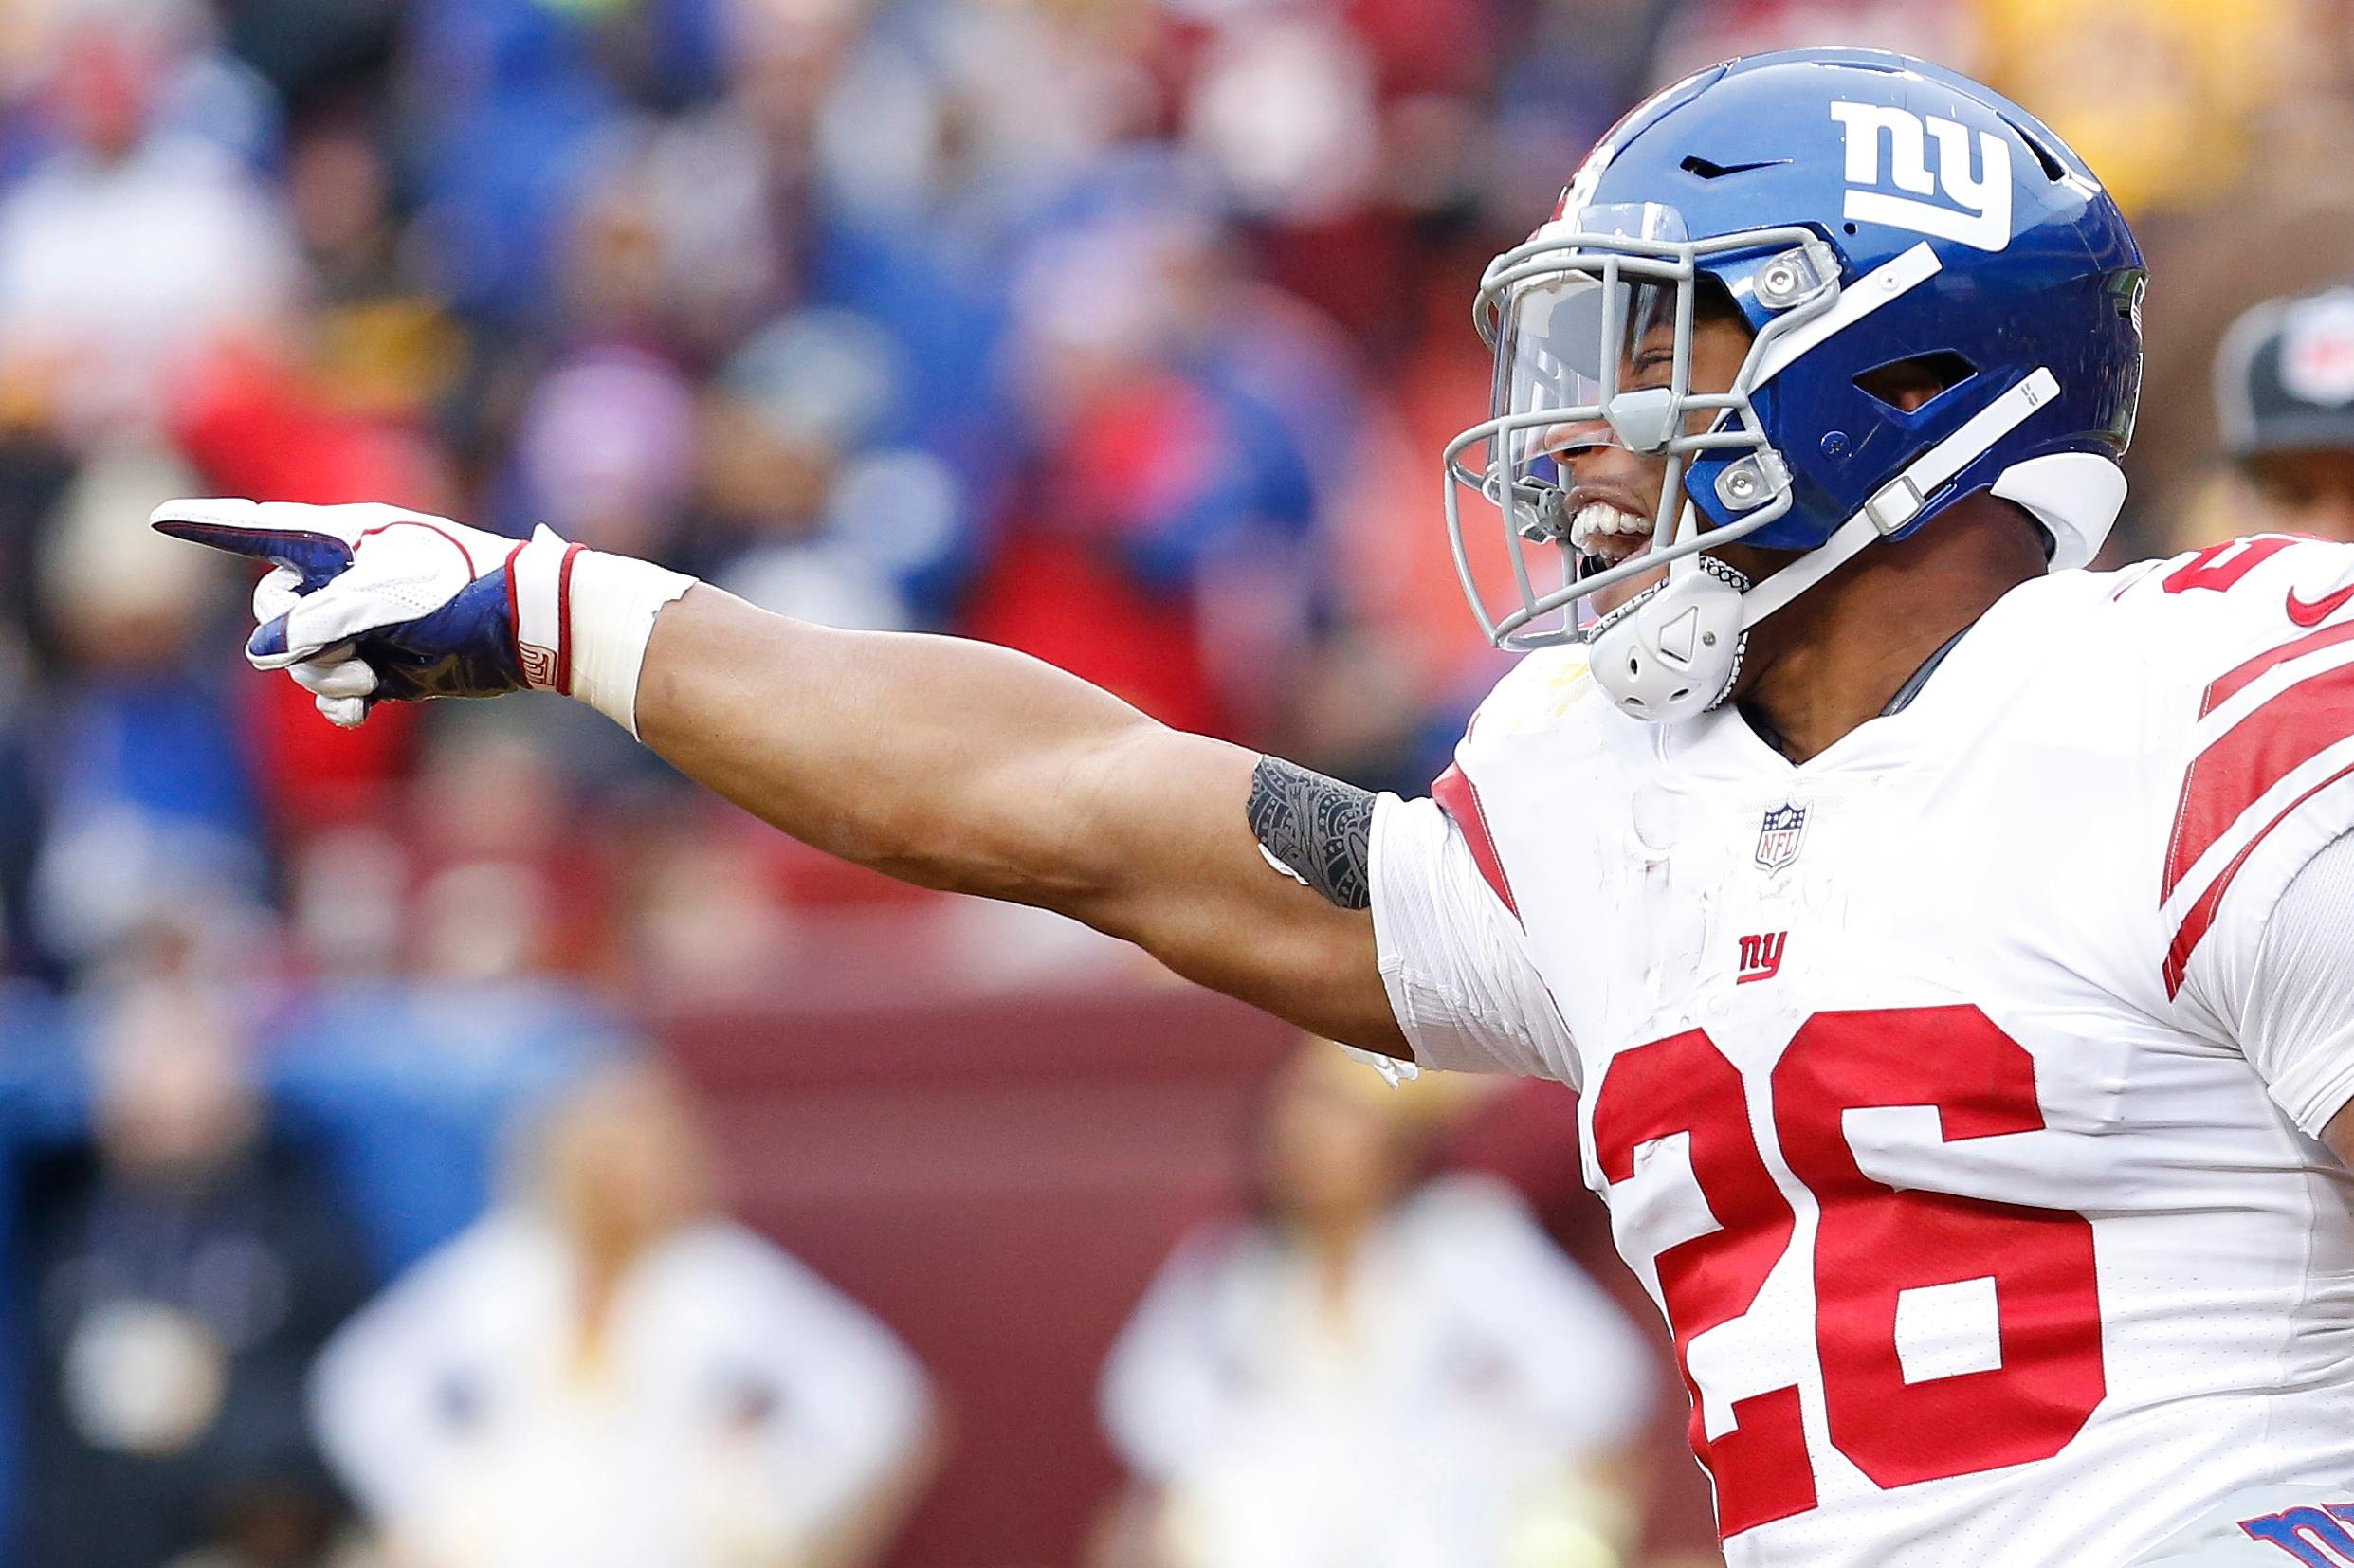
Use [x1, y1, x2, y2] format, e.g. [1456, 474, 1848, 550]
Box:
[150, 498, 362, 590]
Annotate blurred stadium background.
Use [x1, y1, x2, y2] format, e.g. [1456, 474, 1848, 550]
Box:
[4, 0, 2353, 1564]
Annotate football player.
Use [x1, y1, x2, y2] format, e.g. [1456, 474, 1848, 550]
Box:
[155, 47, 2354, 1568]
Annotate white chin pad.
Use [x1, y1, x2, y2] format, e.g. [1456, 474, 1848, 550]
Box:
[1589, 561, 1747, 722]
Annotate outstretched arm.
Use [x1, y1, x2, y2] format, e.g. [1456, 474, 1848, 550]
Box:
[149, 500, 1404, 1055]
[636, 587, 1399, 1048]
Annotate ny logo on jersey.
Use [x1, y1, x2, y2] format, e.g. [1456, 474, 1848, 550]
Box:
[1736, 930, 1788, 985]
[2238, 1504, 2354, 1565]
[1829, 100, 2014, 252]
[1755, 802, 1809, 873]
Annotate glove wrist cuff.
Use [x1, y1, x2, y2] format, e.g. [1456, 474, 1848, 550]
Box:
[510, 530, 582, 693]
[512, 526, 696, 737]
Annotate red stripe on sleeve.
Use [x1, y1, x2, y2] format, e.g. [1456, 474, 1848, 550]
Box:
[1432, 761, 1519, 920]
[2162, 661, 2354, 903]
[2201, 619, 2354, 718]
[2164, 758, 2354, 996]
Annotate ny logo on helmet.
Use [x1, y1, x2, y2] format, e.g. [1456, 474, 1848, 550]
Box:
[1829, 100, 2014, 252]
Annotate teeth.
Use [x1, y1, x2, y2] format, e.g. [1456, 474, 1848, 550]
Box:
[1569, 501, 1653, 556]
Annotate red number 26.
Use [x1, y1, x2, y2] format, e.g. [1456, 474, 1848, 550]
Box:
[1590, 1005, 2106, 1537]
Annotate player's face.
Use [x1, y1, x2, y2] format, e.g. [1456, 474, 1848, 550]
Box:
[1542, 306, 1758, 614]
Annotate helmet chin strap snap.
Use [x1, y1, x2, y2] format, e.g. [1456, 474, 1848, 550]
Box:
[1588, 554, 1752, 722]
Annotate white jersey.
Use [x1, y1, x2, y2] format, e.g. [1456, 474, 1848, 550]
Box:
[1370, 536, 2354, 1567]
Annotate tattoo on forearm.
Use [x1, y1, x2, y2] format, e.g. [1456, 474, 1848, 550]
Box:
[1247, 756, 1375, 911]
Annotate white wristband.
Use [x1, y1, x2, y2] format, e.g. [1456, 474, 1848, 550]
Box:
[512, 524, 696, 737]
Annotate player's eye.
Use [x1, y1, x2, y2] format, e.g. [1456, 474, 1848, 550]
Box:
[1626, 349, 1674, 390]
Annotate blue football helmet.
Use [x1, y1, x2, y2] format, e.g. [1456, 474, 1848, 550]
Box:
[1443, 47, 2145, 721]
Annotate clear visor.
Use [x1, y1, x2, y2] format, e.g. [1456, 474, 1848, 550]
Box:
[1443, 207, 1830, 648]
[1494, 270, 1689, 476]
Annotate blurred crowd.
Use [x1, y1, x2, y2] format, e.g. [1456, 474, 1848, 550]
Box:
[10, 0, 2354, 1563]
[1096, 1049, 1655, 1568]
[9, 984, 1670, 1568]
[0, 0, 2344, 996]
[12, 965, 953, 1568]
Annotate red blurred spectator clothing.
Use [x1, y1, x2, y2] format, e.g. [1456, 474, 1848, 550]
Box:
[174, 348, 440, 830]
[235, 675, 415, 835]
[961, 377, 1239, 737]
[1347, 0, 1493, 98]
[1335, 299, 1525, 704]
[170, 345, 445, 510]
[962, 533, 1229, 736]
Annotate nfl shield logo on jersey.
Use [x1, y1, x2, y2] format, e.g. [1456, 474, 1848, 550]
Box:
[1755, 802, 1809, 873]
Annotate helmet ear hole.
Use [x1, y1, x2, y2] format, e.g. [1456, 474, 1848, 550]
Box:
[1854, 352, 1978, 412]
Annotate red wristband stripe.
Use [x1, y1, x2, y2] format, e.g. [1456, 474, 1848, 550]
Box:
[502, 539, 526, 679]
[553, 542, 583, 698]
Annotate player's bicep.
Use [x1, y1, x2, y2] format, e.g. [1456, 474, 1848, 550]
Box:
[1063, 733, 1402, 1055]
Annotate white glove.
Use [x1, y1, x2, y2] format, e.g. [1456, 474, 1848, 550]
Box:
[150, 499, 694, 734]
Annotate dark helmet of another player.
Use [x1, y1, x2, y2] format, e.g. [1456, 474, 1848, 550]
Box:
[1443, 47, 2144, 721]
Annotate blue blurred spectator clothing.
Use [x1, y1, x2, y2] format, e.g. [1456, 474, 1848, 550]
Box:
[0, 109, 45, 189]
[811, 211, 1017, 451]
[10, 1133, 372, 1568]
[684, 306, 992, 629]
[636, 0, 734, 107]
[42, 672, 257, 844]
[268, 980, 624, 1273]
[155, 40, 286, 174]
[29, 672, 265, 966]
[401, 0, 628, 324]
[0, 661, 42, 986]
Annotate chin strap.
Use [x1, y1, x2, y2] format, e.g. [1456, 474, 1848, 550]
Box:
[1737, 510, 1880, 626]
[1740, 365, 2062, 629]
[1590, 366, 2063, 723]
